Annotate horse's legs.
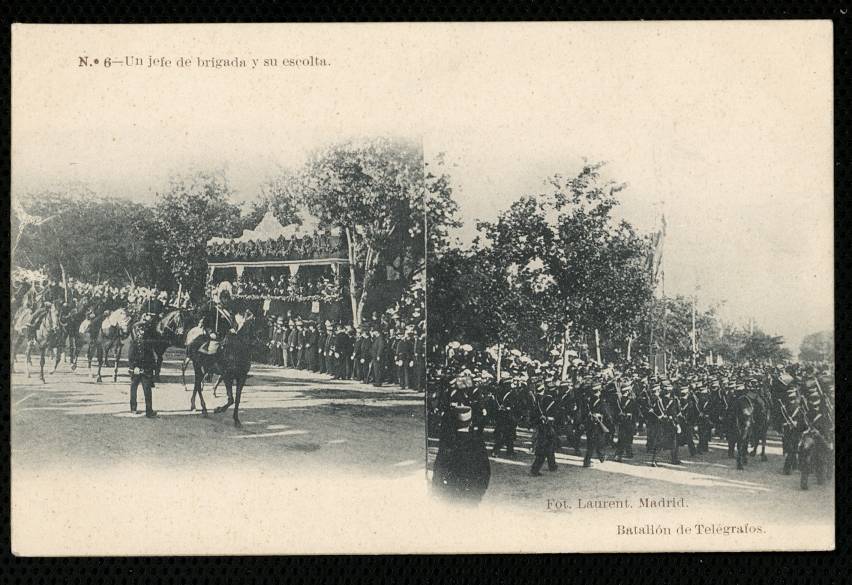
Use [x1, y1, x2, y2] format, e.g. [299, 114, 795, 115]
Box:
[24, 342, 32, 378]
[212, 374, 222, 398]
[95, 344, 104, 383]
[727, 424, 736, 458]
[112, 342, 121, 382]
[39, 347, 47, 383]
[233, 377, 244, 427]
[190, 362, 202, 412]
[760, 426, 768, 462]
[215, 377, 234, 414]
[737, 427, 748, 470]
[51, 344, 61, 374]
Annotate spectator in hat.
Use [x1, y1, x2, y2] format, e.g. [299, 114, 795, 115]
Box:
[335, 324, 352, 380]
[323, 321, 336, 376]
[352, 326, 368, 381]
[317, 321, 328, 374]
[395, 326, 415, 389]
[432, 388, 491, 504]
[287, 320, 298, 369]
[369, 326, 386, 387]
[306, 321, 319, 372]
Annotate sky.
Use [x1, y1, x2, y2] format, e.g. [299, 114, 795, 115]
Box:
[12, 22, 833, 351]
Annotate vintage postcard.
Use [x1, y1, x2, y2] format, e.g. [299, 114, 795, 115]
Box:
[11, 21, 834, 554]
[10, 23, 429, 555]
[422, 20, 834, 552]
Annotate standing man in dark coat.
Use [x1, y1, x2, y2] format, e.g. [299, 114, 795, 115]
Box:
[530, 392, 559, 475]
[431, 373, 491, 505]
[352, 327, 366, 381]
[317, 323, 328, 374]
[369, 327, 386, 387]
[489, 379, 518, 458]
[335, 324, 353, 380]
[324, 321, 336, 377]
[127, 311, 159, 418]
[286, 320, 298, 369]
[295, 320, 306, 369]
[306, 321, 319, 372]
[395, 327, 415, 390]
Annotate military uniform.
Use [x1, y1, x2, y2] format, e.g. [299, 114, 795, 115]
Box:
[127, 315, 159, 417]
[395, 333, 414, 389]
[369, 330, 385, 386]
[531, 392, 559, 475]
[489, 383, 517, 457]
[614, 380, 637, 461]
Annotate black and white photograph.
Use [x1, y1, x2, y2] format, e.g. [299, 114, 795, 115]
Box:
[423, 21, 834, 551]
[9, 20, 836, 555]
[10, 24, 431, 554]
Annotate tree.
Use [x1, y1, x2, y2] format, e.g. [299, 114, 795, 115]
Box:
[475, 162, 654, 359]
[261, 138, 418, 326]
[799, 330, 834, 363]
[13, 185, 167, 287]
[242, 170, 304, 229]
[154, 171, 244, 298]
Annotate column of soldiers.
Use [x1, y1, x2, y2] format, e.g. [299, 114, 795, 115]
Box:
[263, 314, 426, 390]
[429, 342, 835, 501]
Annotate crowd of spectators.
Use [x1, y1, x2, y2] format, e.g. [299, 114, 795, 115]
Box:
[233, 271, 342, 302]
[206, 233, 344, 262]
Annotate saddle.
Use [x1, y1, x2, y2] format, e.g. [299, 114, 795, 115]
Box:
[186, 325, 221, 356]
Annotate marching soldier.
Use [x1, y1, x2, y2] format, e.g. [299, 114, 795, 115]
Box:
[489, 377, 518, 458]
[614, 378, 637, 462]
[530, 390, 559, 476]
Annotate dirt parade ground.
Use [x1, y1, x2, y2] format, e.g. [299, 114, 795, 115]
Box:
[10, 350, 426, 555]
[427, 424, 835, 552]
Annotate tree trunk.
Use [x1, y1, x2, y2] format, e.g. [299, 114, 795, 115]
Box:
[595, 328, 602, 365]
[626, 335, 633, 361]
[345, 227, 361, 327]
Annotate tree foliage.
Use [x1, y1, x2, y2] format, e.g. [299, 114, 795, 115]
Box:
[153, 171, 246, 297]
[472, 162, 654, 350]
[13, 185, 168, 287]
[799, 330, 834, 363]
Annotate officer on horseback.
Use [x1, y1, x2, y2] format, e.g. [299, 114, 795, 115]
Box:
[26, 277, 62, 340]
[187, 282, 238, 357]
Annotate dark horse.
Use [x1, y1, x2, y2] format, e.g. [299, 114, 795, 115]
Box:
[183, 310, 258, 426]
[728, 393, 754, 470]
[151, 308, 194, 381]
